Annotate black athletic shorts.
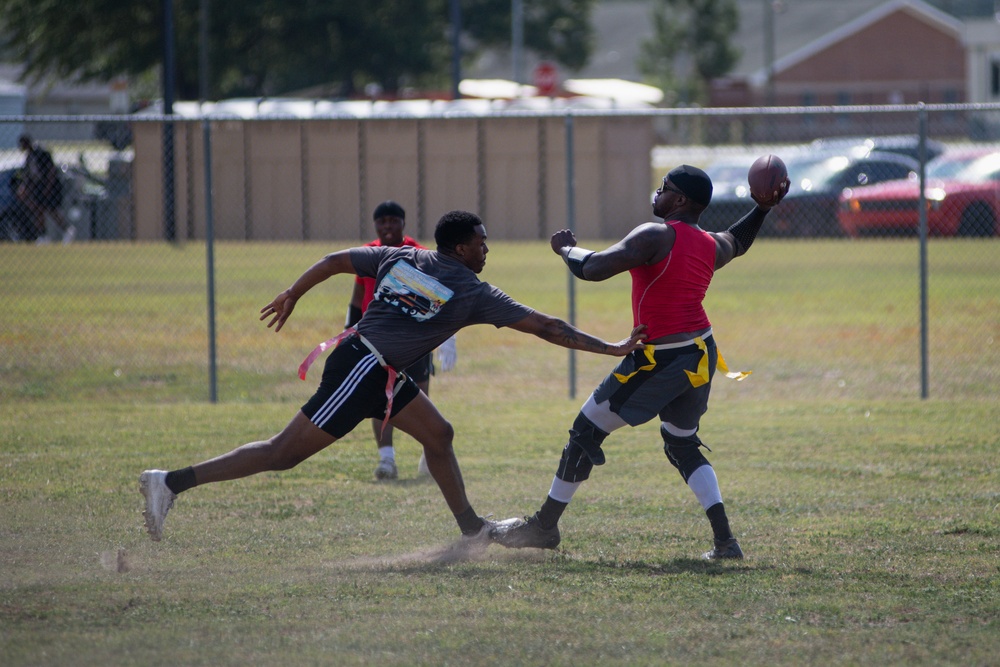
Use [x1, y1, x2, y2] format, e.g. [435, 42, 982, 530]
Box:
[591, 334, 717, 431]
[300, 336, 420, 438]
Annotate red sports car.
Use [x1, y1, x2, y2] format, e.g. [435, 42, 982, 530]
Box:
[839, 149, 1000, 237]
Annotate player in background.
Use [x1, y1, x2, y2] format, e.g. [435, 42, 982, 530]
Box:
[139, 210, 647, 545]
[16, 134, 75, 244]
[494, 163, 789, 559]
[347, 201, 456, 481]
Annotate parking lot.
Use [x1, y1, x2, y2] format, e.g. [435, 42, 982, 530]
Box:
[655, 136, 1000, 238]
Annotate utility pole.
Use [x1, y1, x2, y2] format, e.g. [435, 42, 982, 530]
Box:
[162, 0, 177, 241]
[450, 0, 462, 99]
[512, 0, 525, 84]
[763, 0, 776, 107]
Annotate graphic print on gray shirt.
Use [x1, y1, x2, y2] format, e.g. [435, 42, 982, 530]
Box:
[373, 260, 454, 322]
[349, 245, 533, 370]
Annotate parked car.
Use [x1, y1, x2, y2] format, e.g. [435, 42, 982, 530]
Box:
[810, 135, 946, 163]
[839, 148, 1000, 237]
[699, 148, 919, 237]
[769, 150, 920, 236]
[693, 153, 761, 232]
[0, 168, 40, 241]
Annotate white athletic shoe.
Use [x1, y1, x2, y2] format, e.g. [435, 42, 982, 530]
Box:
[139, 470, 177, 541]
[374, 457, 398, 480]
[417, 452, 430, 477]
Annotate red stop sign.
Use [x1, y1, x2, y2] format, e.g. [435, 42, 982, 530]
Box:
[534, 62, 558, 96]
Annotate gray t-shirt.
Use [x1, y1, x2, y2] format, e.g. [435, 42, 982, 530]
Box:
[350, 245, 533, 369]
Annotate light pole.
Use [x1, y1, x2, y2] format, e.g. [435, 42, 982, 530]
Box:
[162, 0, 176, 241]
[450, 0, 462, 99]
[763, 0, 776, 107]
[512, 0, 525, 84]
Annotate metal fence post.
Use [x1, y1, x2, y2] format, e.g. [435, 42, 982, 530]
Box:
[300, 120, 310, 240]
[162, 0, 177, 242]
[203, 119, 218, 403]
[358, 121, 367, 240]
[565, 112, 577, 400]
[918, 103, 929, 399]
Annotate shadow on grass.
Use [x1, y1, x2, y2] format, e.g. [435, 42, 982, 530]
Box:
[327, 533, 539, 572]
[329, 543, 793, 577]
[552, 552, 785, 576]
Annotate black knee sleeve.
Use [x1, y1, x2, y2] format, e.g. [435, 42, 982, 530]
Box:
[556, 442, 595, 482]
[568, 413, 609, 466]
[661, 427, 711, 482]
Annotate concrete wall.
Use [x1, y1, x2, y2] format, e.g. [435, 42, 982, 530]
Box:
[132, 115, 656, 242]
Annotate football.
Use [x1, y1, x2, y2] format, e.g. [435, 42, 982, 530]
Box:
[747, 154, 788, 205]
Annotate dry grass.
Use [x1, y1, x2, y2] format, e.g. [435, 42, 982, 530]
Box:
[1, 238, 998, 665]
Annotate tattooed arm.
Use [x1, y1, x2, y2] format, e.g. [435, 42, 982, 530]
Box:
[506, 313, 646, 357]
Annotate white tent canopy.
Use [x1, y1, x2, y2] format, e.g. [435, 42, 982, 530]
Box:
[562, 78, 664, 105]
[458, 78, 539, 100]
[136, 78, 663, 119]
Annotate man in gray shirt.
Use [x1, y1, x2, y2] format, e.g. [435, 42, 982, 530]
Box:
[139, 210, 646, 545]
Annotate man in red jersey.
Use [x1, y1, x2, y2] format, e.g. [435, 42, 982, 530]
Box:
[346, 201, 455, 481]
[494, 164, 789, 559]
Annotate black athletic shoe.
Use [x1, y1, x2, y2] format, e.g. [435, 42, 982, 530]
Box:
[459, 516, 498, 546]
[490, 513, 561, 549]
[701, 537, 744, 560]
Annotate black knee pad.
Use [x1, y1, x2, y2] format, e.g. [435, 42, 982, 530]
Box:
[556, 443, 595, 482]
[661, 427, 710, 482]
[568, 412, 609, 466]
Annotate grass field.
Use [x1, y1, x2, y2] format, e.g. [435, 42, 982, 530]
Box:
[2, 239, 998, 403]
[1, 239, 998, 665]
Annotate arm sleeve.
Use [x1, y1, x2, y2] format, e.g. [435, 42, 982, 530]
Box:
[726, 206, 769, 256]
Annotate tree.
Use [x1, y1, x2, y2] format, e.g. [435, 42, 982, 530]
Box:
[0, 0, 451, 99]
[0, 0, 595, 101]
[463, 0, 596, 71]
[638, 0, 740, 106]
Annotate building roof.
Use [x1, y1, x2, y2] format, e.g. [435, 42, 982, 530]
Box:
[733, 0, 910, 78]
[748, 0, 965, 86]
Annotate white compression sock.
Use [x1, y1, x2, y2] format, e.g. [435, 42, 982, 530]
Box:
[548, 477, 583, 504]
[686, 465, 723, 510]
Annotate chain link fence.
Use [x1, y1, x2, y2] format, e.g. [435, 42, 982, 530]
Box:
[1, 105, 997, 405]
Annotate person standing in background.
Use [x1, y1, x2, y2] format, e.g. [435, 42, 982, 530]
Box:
[16, 134, 74, 244]
[346, 201, 457, 480]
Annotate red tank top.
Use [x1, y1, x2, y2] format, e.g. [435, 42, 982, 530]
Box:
[629, 221, 715, 339]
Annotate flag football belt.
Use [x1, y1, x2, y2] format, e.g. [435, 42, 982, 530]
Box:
[644, 328, 715, 350]
[298, 327, 400, 435]
[614, 330, 751, 388]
